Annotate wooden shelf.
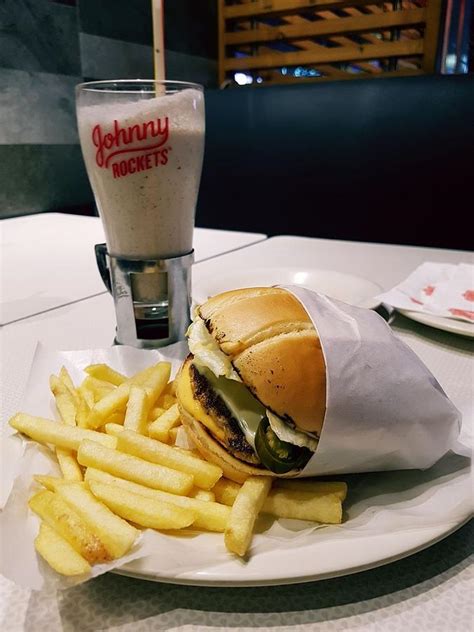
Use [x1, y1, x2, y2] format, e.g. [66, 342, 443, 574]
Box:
[218, 1, 442, 86]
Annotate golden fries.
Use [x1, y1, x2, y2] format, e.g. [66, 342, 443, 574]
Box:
[86, 383, 132, 429]
[214, 478, 343, 523]
[50, 375, 77, 425]
[84, 363, 127, 386]
[148, 403, 181, 443]
[116, 429, 222, 490]
[34, 475, 70, 492]
[59, 367, 77, 394]
[104, 422, 125, 437]
[56, 448, 83, 481]
[263, 489, 342, 523]
[56, 483, 138, 559]
[123, 385, 149, 434]
[77, 439, 194, 495]
[224, 476, 272, 557]
[274, 479, 348, 501]
[190, 489, 215, 502]
[29, 490, 111, 563]
[35, 523, 91, 576]
[9, 413, 117, 450]
[85, 469, 230, 532]
[10, 358, 347, 578]
[81, 376, 115, 401]
[89, 481, 196, 530]
[141, 363, 171, 406]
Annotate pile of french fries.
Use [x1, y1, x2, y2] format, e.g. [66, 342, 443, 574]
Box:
[8, 361, 346, 577]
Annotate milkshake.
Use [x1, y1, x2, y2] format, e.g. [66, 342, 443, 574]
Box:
[76, 80, 205, 348]
[77, 85, 205, 258]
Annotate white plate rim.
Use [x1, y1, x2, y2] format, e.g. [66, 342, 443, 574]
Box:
[114, 515, 472, 587]
[398, 309, 474, 338]
[192, 266, 383, 308]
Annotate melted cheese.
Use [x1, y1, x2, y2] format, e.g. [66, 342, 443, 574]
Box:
[176, 361, 226, 442]
[194, 364, 265, 449]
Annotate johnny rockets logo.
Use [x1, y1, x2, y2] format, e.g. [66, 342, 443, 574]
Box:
[92, 116, 170, 179]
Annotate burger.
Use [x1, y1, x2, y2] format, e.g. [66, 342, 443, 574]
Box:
[176, 287, 326, 483]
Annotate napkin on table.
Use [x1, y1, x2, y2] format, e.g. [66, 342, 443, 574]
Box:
[376, 262, 474, 323]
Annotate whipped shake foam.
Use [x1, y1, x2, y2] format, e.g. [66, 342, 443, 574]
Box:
[77, 87, 205, 259]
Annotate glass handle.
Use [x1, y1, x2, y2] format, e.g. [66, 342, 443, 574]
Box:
[95, 243, 112, 293]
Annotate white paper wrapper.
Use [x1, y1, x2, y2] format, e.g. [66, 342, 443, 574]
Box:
[283, 286, 462, 476]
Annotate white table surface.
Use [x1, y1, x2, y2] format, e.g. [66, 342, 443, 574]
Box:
[1, 235, 472, 632]
[0, 213, 266, 325]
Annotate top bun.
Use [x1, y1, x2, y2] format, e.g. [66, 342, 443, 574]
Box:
[198, 287, 326, 434]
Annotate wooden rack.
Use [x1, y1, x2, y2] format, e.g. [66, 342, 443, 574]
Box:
[218, 1, 443, 86]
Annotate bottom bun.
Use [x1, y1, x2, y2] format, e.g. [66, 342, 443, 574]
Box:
[178, 403, 300, 483]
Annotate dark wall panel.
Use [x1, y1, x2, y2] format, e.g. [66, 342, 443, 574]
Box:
[0, 0, 80, 75]
[0, 145, 92, 218]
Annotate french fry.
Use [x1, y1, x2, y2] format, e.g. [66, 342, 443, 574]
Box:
[9, 413, 117, 451]
[263, 489, 342, 523]
[89, 481, 195, 530]
[29, 490, 111, 563]
[155, 393, 177, 411]
[81, 376, 115, 401]
[116, 429, 222, 490]
[224, 476, 272, 557]
[77, 439, 193, 495]
[141, 363, 171, 407]
[35, 523, 91, 576]
[123, 386, 149, 434]
[56, 483, 138, 559]
[148, 403, 181, 443]
[34, 475, 70, 492]
[148, 406, 165, 421]
[212, 478, 241, 506]
[274, 479, 348, 501]
[104, 422, 125, 437]
[84, 363, 127, 386]
[59, 367, 79, 399]
[168, 426, 180, 445]
[85, 469, 230, 532]
[56, 448, 83, 481]
[86, 383, 131, 429]
[49, 375, 77, 425]
[50, 376, 83, 479]
[214, 479, 343, 523]
[78, 384, 95, 410]
[107, 411, 126, 425]
[75, 392, 92, 429]
[86, 364, 166, 429]
[189, 489, 215, 502]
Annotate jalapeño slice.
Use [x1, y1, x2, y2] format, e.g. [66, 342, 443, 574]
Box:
[255, 416, 312, 474]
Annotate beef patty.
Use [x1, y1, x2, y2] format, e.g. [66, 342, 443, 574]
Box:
[189, 361, 261, 466]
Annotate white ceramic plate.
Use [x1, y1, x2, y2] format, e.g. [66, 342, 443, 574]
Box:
[116, 456, 472, 586]
[193, 267, 382, 309]
[398, 309, 474, 338]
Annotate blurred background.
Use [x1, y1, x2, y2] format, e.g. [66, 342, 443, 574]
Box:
[0, 0, 472, 249]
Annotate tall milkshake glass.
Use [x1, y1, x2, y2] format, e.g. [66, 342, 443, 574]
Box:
[76, 80, 205, 348]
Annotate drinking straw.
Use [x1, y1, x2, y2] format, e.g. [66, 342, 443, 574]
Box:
[151, 0, 166, 84]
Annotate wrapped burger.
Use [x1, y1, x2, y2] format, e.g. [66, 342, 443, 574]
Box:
[177, 286, 461, 481]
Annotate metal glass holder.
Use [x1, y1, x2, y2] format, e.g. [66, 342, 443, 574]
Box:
[95, 243, 193, 349]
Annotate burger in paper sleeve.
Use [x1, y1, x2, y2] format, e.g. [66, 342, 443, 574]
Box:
[176, 286, 461, 482]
